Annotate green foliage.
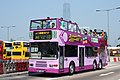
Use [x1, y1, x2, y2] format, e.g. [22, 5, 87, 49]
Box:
[118, 37, 120, 40]
[116, 44, 120, 47]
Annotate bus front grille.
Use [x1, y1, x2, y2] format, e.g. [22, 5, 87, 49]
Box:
[36, 64, 47, 67]
[36, 61, 47, 67]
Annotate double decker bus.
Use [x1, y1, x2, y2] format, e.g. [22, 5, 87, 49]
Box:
[3, 41, 12, 60]
[28, 17, 108, 75]
[12, 41, 30, 60]
[12, 41, 30, 71]
[0, 41, 14, 73]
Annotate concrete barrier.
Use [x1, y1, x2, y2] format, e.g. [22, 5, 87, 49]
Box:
[110, 56, 120, 62]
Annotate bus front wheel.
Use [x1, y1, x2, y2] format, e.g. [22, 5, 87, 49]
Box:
[93, 62, 97, 70]
[69, 62, 75, 75]
[28, 72, 33, 76]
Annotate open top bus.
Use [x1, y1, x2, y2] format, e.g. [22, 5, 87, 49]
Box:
[28, 17, 108, 75]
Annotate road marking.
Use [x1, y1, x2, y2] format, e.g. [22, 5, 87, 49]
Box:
[99, 72, 114, 77]
[47, 78, 58, 80]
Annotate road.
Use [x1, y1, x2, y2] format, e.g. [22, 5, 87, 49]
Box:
[0, 62, 120, 80]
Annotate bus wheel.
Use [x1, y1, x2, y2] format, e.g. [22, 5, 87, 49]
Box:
[28, 72, 33, 76]
[93, 62, 97, 70]
[98, 61, 103, 69]
[69, 63, 75, 75]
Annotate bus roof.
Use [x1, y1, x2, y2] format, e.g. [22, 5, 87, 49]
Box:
[12, 41, 29, 42]
[3, 41, 12, 43]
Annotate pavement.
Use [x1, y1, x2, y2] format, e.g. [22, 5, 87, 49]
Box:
[0, 71, 28, 78]
[107, 62, 120, 67]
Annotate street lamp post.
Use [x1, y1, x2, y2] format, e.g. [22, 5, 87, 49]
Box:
[96, 7, 120, 46]
[1, 26, 15, 41]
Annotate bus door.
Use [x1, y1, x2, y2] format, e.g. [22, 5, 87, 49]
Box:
[59, 46, 64, 72]
[79, 46, 85, 68]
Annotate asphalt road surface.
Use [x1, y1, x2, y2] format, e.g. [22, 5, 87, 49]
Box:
[0, 62, 120, 80]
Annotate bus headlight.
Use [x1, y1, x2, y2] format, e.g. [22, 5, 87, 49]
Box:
[29, 64, 34, 67]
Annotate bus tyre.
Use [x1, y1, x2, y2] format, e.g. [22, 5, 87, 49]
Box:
[28, 72, 33, 76]
[93, 62, 97, 70]
[98, 61, 103, 69]
[69, 63, 75, 75]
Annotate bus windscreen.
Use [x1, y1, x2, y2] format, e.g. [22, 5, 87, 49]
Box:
[23, 42, 30, 47]
[5, 43, 12, 47]
[30, 42, 58, 59]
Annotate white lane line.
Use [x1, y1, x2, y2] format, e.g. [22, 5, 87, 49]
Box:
[47, 78, 58, 80]
[99, 72, 114, 77]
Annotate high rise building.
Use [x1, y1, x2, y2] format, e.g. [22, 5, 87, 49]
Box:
[63, 2, 71, 20]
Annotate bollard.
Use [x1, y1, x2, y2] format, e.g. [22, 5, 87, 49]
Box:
[118, 57, 120, 62]
[113, 57, 117, 62]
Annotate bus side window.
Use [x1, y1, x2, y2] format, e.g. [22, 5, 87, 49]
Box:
[73, 25, 77, 32]
[77, 27, 81, 33]
[46, 20, 51, 28]
[86, 47, 97, 57]
[60, 21, 67, 30]
[43, 20, 47, 29]
[85, 47, 91, 57]
[68, 24, 72, 31]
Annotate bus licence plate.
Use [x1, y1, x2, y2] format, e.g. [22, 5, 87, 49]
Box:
[37, 70, 44, 73]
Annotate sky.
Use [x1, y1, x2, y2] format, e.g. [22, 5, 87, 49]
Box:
[0, 0, 120, 46]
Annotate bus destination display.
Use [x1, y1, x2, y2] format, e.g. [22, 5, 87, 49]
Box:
[33, 31, 52, 40]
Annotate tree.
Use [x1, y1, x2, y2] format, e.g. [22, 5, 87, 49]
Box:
[118, 36, 120, 40]
[117, 36, 120, 47]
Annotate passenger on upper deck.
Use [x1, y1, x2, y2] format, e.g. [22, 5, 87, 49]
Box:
[45, 20, 52, 28]
[83, 29, 88, 35]
[51, 22, 55, 28]
[60, 21, 66, 30]
[89, 30, 93, 36]
[93, 29, 97, 37]
[101, 30, 105, 38]
[101, 31, 107, 40]
[104, 32, 107, 40]
[37, 26, 40, 29]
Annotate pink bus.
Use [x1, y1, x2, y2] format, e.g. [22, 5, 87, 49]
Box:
[28, 17, 108, 75]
